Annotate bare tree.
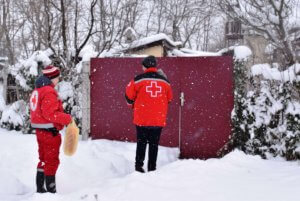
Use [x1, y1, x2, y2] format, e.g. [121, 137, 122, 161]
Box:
[0, 0, 19, 64]
[218, 0, 299, 66]
[2, 0, 227, 66]
[93, 0, 124, 53]
[91, 0, 144, 54]
[142, 0, 219, 50]
[73, 0, 97, 65]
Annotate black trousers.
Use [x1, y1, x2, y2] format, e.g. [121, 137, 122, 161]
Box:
[135, 126, 162, 171]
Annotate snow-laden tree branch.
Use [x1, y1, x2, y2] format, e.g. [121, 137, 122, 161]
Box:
[218, 0, 299, 67]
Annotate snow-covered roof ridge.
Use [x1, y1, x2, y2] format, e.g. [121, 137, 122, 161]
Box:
[170, 48, 221, 57]
[104, 33, 183, 56]
[0, 57, 8, 61]
[0, 57, 8, 66]
[126, 33, 182, 50]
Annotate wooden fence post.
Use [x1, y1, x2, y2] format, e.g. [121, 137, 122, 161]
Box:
[81, 61, 90, 141]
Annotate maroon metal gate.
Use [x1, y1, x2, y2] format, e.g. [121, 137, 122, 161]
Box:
[90, 56, 233, 159]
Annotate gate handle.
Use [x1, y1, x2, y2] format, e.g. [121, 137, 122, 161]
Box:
[180, 92, 185, 106]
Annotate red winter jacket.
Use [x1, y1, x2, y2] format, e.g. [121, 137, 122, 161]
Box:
[30, 76, 71, 130]
[125, 68, 173, 127]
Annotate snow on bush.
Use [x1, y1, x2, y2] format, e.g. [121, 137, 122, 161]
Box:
[227, 46, 252, 153]
[23, 49, 52, 77]
[231, 62, 300, 160]
[58, 81, 74, 101]
[0, 44, 101, 133]
[252, 63, 300, 82]
[232, 46, 252, 60]
[0, 49, 54, 132]
[0, 100, 27, 131]
[76, 45, 98, 73]
[10, 49, 53, 91]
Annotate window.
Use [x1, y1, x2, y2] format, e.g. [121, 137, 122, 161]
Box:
[7, 74, 16, 86]
[225, 19, 243, 40]
[6, 88, 18, 104]
[6, 74, 19, 104]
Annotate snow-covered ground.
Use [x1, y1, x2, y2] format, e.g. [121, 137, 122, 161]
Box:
[1, 128, 300, 201]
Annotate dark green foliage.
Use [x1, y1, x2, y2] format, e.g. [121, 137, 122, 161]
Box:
[229, 58, 250, 151]
[230, 63, 300, 160]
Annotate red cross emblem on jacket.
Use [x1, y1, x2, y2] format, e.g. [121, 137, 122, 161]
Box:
[146, 81, 162, 97]
[30, 90, 39, 111]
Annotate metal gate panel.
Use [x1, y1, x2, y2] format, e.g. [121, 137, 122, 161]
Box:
[90, 58, 180, 147]
[179, 57, 233, 159]
[90, 56, 233, 158]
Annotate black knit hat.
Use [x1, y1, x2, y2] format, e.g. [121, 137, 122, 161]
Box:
[142, 55, 157, 68]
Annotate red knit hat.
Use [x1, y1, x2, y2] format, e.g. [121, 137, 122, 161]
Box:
[42, 65, 60, 79]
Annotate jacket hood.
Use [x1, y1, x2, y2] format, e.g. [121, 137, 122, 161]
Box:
[35, 75, 53, 88]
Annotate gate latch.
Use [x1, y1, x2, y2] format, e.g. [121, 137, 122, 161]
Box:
[180, 92, 185, 106]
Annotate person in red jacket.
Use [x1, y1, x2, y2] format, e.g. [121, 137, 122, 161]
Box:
[125, 55, 173, 173]
[29, 65, 72, 193]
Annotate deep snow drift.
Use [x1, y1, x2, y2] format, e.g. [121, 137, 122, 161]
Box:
[0, 128, 300, 201]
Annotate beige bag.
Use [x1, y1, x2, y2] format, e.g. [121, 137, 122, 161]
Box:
[63, 119, 79, 156]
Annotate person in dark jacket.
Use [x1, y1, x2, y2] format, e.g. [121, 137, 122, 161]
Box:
[125, 55, 173, 173]
[29, 65, 72, 193]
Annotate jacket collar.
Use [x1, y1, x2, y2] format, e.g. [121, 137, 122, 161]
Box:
[144, 67, 157, 73]
[35, 75, 54, 88]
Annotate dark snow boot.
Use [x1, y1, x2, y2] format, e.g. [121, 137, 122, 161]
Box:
[135, 166, 145, 173]
[148, 166, 156, 172]
[45, 175, 56, 193]
[148, 163, 156, 172]
[36, 171, 47, 193]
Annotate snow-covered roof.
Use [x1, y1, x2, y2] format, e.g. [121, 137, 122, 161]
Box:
[124, 33, 182, 52]
[0, 58, 8, 68]
[169, 48, 221, 57]
[101, 33, 183, 57]
[0, 57, 8, 61]
[0, 57, 8, 66]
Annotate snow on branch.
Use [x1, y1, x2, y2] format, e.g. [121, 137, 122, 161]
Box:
[218, 45, 252, 61]
[251, 63, 300, 82]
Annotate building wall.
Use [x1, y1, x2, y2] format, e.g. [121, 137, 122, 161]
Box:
[131, 45, 164, 57]
[244, 35, 269, 64]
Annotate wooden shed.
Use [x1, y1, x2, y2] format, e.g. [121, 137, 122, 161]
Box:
[121, 33, 182, 57]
